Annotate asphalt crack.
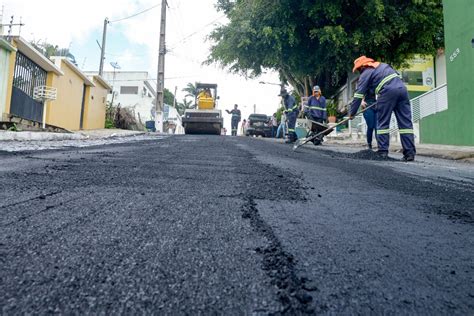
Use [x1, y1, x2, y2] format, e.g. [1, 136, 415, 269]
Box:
[242, 197, 314, 314]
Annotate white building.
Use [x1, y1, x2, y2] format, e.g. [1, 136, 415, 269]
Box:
[85, 71, 155, 125]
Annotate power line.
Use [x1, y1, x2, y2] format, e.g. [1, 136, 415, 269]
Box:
[168, 14, 226, 49]
[109, 3, 161, 23]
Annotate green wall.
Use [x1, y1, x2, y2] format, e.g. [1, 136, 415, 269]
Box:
[420, 0, 474, 146]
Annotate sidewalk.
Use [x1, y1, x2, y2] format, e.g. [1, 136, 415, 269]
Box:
[324, 137, 474, 162]
[0, 129, 146, 142]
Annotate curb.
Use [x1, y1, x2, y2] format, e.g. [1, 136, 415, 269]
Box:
[0, 131, 86, 142]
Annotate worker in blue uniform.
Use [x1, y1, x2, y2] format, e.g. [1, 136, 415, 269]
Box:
[305, 85, 327, 124]
[279, 89, 299, 143]
[362, 95, 377, 150]
[226, 104, 241, 136]
[349, 56, 416, 161]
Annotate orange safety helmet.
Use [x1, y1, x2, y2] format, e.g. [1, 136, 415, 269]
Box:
[352, 56, 380, 73]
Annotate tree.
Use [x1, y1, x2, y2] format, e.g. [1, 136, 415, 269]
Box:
[164, 88, 175, 106]
[208, 0, 444, 97]
[182, 82, 198, 99]
[30, 40, 78, 66]
[176, 98, 194, 116]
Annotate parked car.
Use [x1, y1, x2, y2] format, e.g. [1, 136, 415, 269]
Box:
[245, 114, 272, 137]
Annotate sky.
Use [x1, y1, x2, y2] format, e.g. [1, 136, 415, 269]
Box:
[1, 0, 283, 131]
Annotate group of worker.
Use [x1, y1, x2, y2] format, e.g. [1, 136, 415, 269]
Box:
[223, 56, 415, 161]
[276, 56, 416, 161]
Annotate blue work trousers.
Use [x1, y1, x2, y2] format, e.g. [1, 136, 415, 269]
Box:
[376, 80, 416, 156]
[231, 117, 240, 136]
[286, 111, 298, 141]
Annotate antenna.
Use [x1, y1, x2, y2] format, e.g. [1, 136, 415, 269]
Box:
[19, 16, 22, 36]
[6, 15, 13, 40]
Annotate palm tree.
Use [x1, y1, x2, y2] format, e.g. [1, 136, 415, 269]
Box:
[182, 82, 198, 99]
[176, 98, 194, 115]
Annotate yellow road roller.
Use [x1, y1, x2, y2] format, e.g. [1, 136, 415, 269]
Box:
[182, 83, 223, 135]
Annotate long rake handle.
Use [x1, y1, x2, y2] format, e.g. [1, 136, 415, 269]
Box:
[293, 102, 377, 150]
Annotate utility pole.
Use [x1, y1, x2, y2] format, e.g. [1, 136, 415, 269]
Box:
[253, 104, 256, 114]
[173, 86, 177, 108]
[99, 18, 109, 76]
[155, 0, 167, 133]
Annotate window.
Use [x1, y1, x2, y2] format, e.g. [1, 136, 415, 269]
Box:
[120, 86, 139, 94]
[401, 71, 423, 86]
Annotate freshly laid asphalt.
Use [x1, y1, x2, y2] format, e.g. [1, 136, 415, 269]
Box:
[1, 135, 473, 314]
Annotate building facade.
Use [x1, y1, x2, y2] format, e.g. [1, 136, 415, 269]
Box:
[85, 71, 156, 125]
[419, 0, 474, 146]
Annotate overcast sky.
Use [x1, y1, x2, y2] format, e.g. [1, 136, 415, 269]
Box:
[2, 0, 283, 130]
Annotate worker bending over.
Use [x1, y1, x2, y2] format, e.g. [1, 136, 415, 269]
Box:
[226, 104, 241, 136]
[279, 89, 299, 144]
[305, 85, 327, 123]
[349, 56, 416, 161]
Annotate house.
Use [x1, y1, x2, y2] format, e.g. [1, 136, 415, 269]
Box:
[48, 57, 111, 130]
[1, 37, 110, 131]
[85, 71, 156, 125]
[2, 36, 63, 125]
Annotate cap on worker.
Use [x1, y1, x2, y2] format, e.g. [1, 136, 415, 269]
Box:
[278, 89, 288, 96]
[352, 56, 380, 73]
[312, 85, 321, 92]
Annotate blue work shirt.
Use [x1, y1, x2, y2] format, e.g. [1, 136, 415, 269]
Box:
[349, 63, 401, 116]
[306, 95, 327, 120]
[283, 95, 299, 113]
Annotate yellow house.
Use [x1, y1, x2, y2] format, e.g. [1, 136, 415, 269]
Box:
[49, 57, 111, 131]
[3, 37, 110, 131]
[82, 75, 111, 130]
[3, 36, 63, 123]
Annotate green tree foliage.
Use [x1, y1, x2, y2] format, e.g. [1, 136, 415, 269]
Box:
[164, 88, 175, 106]
[208, 0, 444, 97]
[182, 82, 199, 99]
[30, 40, 78, 66]
[176, 98, 194, 116]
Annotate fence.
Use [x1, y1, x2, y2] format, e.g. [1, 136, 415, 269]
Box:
[352, 84, 448, 139]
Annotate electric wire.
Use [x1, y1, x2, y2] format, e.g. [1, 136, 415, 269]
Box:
[109, 3, 161, 23]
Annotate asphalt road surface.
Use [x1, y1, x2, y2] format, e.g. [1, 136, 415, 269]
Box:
[1, 135, 473, 314]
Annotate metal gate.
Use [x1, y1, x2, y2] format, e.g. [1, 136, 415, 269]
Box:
[10, 51, 47, 122]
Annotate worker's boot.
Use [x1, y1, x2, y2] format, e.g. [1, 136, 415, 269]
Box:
[285, 133, 296, 144]
[376, 150, 389, 159]
[402, 155, 415, 162]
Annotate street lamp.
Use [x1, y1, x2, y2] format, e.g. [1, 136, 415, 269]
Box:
[259, 81, 284, 87]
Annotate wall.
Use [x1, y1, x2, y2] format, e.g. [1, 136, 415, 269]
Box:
[420, 0, 474, 146]
[87, 71, 154, 123]
[435, 50, 447, 86]
[3, 42, 17, 117]
[0, 41, 15, 116]
[46, 60, 84, 131]
[82, 78, 108, 130]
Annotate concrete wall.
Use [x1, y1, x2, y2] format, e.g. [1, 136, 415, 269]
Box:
[420, 0, 474, 146]
[46, 60, 85, 131]
[83, 77, 108, 130]
[3, 41, 17, 117]
[435, 50, 447, 87]
[0, 40, 15, 116]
